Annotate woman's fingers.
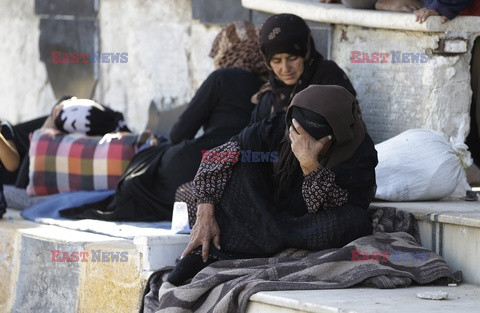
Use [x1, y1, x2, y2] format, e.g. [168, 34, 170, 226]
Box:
[291, 119, 306, 135]
[181, 203, 220, 262]
[181, 239, 199, 259]
[201, 241, 210, 263]
[318, 135, 332, 146]
[213, 233, 221, 251]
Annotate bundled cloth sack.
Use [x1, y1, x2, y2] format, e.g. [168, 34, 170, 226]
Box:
[375, 129, 471, 201]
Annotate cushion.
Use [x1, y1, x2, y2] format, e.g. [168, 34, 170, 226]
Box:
[27, 129, 138, 196]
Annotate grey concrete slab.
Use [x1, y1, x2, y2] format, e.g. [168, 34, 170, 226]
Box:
[13, 235, 82, 313]
[370, 199, 480, 228]
[247, 284, 480, 313]
[192, 0, 250, 24]
[35, 0, 97, 17]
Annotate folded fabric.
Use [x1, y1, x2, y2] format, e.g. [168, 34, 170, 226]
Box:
[141, 231, 458, 313]
[21, 189, 115, 220]
[27, 129, 138, 196]
[20, 189, 174, 239]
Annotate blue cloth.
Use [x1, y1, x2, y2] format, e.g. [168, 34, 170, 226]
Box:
[423, 0, 474, 19]
[19, 189, 178, 239]
[21, 189, 115, 220]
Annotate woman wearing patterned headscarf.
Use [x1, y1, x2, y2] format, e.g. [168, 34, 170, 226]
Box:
[59, 21, 268, 221]
[251, 13, 357, 123]
[167, 85, 377, 285]
[169, 20, 268, 144]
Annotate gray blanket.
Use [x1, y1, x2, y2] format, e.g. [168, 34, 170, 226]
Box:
[141, 207, 458, 313]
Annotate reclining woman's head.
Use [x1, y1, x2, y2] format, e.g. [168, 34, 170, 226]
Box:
[46, 96, 131, 135]
[209, 20, 268, 78]
[259, 13, 313, 86]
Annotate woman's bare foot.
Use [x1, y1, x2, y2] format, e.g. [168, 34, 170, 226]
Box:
[375, 0, 423, 12]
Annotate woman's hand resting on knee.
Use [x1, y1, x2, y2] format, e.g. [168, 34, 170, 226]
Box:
[181, 203, 221, 262]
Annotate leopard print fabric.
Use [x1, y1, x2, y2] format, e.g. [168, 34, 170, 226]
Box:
[209, 20, 268, 79]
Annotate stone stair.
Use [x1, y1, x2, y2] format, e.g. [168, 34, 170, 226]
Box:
[244, 198, 480, 313]
[1, 196, 479, 312]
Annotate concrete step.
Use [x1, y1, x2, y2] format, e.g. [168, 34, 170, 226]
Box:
[1, 196, 479, 313]
[0, 209, 189, 313]
[246, 283, 480, 313]
[370, 198, 480, 284]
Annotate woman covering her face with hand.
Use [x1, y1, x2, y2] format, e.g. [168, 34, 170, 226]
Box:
[250, 13, 357, 123]
[168, 85, 378, 285]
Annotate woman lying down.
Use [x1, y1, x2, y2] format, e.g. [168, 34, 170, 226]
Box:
[168, 84, 379, 285]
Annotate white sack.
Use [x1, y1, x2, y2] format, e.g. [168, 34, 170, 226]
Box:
[374, 129, 471, 201]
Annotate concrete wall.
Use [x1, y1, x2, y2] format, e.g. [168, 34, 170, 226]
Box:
[0, 0, 220, 133]
[242, 0, 480, 151]
[0, 0, 56, 124]
[331, 26, 473, 145]
[94, 0, 220, 132]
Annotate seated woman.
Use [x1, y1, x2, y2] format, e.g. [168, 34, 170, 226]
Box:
[59, 21, 268, 221]
[168, 85, 378, 285]
[251, 13, 357, 123]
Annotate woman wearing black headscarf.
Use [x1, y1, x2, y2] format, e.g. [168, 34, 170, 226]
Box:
[168, 85, 378, 285]
[250, 13, 357, 123]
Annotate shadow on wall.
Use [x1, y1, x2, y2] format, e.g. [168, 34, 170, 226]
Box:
[466, 36, 480, 174]
[36, 0, 98, 99]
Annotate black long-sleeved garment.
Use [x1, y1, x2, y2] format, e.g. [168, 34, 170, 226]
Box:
[170, 68, 263, 145]
[60, 67, 264, 221]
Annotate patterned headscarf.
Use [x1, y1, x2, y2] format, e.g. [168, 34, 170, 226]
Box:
[209, 20, 268, 78]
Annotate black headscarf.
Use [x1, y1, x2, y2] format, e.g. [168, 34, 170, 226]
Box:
[290, 107, 333, 141]
[257, 13, 324, 111]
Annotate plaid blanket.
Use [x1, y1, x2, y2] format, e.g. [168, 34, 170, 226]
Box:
[141, 207, 458, 313]
[27, 129, 138, 196]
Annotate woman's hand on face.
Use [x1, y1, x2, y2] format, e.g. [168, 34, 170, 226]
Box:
[289, 118, 332, 175]
[181, 203, 221, 262]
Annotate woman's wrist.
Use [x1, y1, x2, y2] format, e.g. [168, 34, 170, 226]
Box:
[196, 203, 215, 218]
[300, 160, 320, 175]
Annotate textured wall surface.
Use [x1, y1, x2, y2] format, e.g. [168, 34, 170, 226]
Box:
[331, 25, 474, 146]
[0, 0, 220, 133]
[0, 0, 56, 124]
[94, 0, 220, 132]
